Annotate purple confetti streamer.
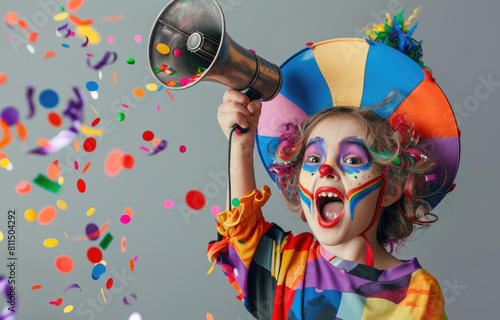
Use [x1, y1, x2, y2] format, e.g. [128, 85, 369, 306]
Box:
[87, 51, 117, 70]
[148, 140, 167, 156]
[123, 293, 137, 306]
[26, 86, 35, 119]
[81, 36, 89, 48]
[62, 283, 81, 293]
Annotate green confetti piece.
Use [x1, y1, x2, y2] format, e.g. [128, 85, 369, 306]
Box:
[154, 67, 162, 74]
[231, 198, 240, 207]
[99, 233, 113, 250]
[117, 112, 125, 121]
[237, 240, 246, 244]
[33, 174, 62, 193]
[60, 5, 65, 12]
[126, 58, 135, 65]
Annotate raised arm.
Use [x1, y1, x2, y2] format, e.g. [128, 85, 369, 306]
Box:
[217, 89, 262, 208]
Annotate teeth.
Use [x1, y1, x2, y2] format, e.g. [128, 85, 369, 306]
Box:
[318, 191, 340, 198]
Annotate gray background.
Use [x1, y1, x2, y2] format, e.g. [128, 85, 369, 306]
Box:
[0, 0, 498, 319]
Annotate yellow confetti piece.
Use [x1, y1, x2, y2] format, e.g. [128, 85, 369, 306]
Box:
[57, 199, 68, 210]
[0, 158, 10, 168]
[87, 207, 95, 216]
[98, 260, 107, 266]
[43, 238, 58, 248]
[146, 83, 158, 91]
[58, 176, 64, 185]
[156, 43, 170, 55]
[76, 25, 101, 45]
[64, 232, 69, 239]
[24, 209, 37, 222]
[63, 305, 73, 313]
[54, 12, 69, 21]
[101, 288, 106, 303]
[207, 261, 216, 275]
[81, 124, 104, 136]
[0, 230, 3, 242]
[90, 104, 99, 116]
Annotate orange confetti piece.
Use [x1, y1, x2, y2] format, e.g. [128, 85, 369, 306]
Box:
[44, 50, 57, 59]
[0, 152, 6, 159]
[124, 207, 133, 218]
[47, 160, 60, 180]
[17, 19, 28, 30]
[152, 138, 161, 148]
[104, 148, 123, 177]
[15, 181, 32, 195]
[28, 31, 39, 43]
[132, 87, 145, 98]
[15, 122, 27, 143]
[206, 313, 214, 320]
[102, 15, 124, 21]
[82, 161, 91, 174]
[68, 14, 93, 26]
[66, 0, 85, 13]
[55, 255, 74, 273]
[74, 139, 80, 152]
[130, 259, 135, 272]
[4, 12, 18, 25]
[0, 120, 12, 150]
[37, 206, 57, 225]
[165, 88, 175, 102]
[37, 138, 50, 147]
[31, 285, 42, 290]
[0, 73, 7, 86]
[121, 236, 126, 252]
[113, 71, 116, 83]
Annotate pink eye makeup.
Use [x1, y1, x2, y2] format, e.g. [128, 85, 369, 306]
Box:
[337, 137, 372, 174]
[302, 137, 326, 172]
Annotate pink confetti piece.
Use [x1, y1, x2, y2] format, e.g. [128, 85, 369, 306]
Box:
[156, 104, 160, 112]
[74, 161, 79, 170]
[139, 146, 149, 152]
[121, 104, 129, 108]
[107, 35, 114, 44]
[120, 214, 131, 224]
[134, 34, 142, 43]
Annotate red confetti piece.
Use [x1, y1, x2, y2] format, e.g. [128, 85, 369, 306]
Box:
[87, 246, 103, 264]
[91, 118, 100, 126]
[164, 88, 175, 101]
[77, 179, 86, 193]
[142, 130, 154, 141]
[121, 154, 134, 170]
[68, 15, 93, 26]
[130, 259, 135, 272]
[49, 298, 63, 306]
[44, 50, 57, 59]
[0, 73, 7, 86]
[55, 255, 74, 274]
[17, 19, 28, 30]
[28, 31, 39, 43]
[106, 278, 113, 290]
[31, 285, 42, 290]
[47, 112, 62, 127]
[82, 161, 91, 174]
[185, 190, 206, 210]
[83, 137, 96, 152]
[179, 145, 187, 153]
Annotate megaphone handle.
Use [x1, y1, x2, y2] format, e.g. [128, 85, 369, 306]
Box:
[233, 88, 262, 134]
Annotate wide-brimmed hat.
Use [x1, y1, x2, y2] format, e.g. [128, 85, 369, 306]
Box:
[255, 37, 460, 209]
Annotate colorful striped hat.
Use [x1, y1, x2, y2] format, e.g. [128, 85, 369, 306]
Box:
[255, 36, 460, 209]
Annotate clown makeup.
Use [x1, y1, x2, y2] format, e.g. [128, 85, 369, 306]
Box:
[337, 137, 372, 174]
[299, 137, 326, 213]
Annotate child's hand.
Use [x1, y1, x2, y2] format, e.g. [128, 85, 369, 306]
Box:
[217, 89, 262, 147]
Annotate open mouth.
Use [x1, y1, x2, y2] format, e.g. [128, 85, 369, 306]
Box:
[315, 187, 345, 228]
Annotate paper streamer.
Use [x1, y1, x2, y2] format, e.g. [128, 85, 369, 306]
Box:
[0, 276, 16, 320]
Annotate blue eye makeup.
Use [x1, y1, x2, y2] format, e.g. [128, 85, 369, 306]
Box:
[337, 137, 372, 174]
[302, 137, 325, 172]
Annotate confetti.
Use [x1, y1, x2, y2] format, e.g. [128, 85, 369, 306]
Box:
[86, 207, 95, 216]
[62, 43, 70, 48]
[77, 179, 86, 193]
[117, 112, 125, 121]
[15, 181, 32, 195]
[58, 176, 64, 185]
[81, 124, 103, 136]
[179, 145, 187, 153]
[142, 131, 154, 141]
[149, 139, 167, 156]
[55, 255, 74, 273]
[62, 284, 81, 293]
[163, 200, 174, 209]
[54, 12, 69, 21]
[69, 15, 93, 26]
[207, 261, 216, 275]
[86, 223, 100, 241]
[107, 35, 114, 43]
[39, 89, 59, 109]
[47, 161, 60, 180]
[83, 137, 97, 152]
[132, 87, 145, 98]
[207, 313, 214, 320]
[4, 11, 18, 25]
[0, 73, 7, 86]
[87, 51, 117, 70]
[153, 139, 161, 148]
[113, 70, 117, 83]
[173, 49, 181, 57]
[87, 247, 102, 263]
[211, 206, 220, 215]
[49, 298, 63, 306]
[64, 305, 74, 313]
[126, 58, 135, 65]
[34, 174, 62, 193]
[237, 240, 246, 244]
[130, 259, 135, 272]
[75, 160, 79, 170]
[120, 215, 131, 224]
[0, 231, 3, 242]
[91, 263, 106, 280]
[86, 81, 99, 91]
[124, 207, 133, 218]
[37, 206, 57, 225]
[90, 91, 99, 99]
[139, 146, 149, 152]
[91, 118, 100, 126]
[156, 43, 170, 55]
[104, 148, 124, 177]
[146, 83, 158, 91]
[99, 233, 113, 250]
[121, 154, 135, 169]
[24, 209, 37, 222]
[134, 34, 142, 43]
[76, 25, 101, 44]
[57, 199, 68, 210]
[185, 190, 206, 210]
[106, 278, 113, 289]
[44, 50, 57, 59]
[43, 238, 58, 248]
[121, 236, 126, 252]
[48, 112, 63, 127]
[18, 19, 29, 30]
[82, 161, 91, 174]
[123, 293, 137, 306]
[101, 288, 106, 303]
[156, 104, 160, 112]
[31, 285, 42, 290]
[231, 198, 240, 207]
[67, 0, 85, 12]
[64, 232, 69, 238]
[102, 15, 124, 21]
[28, 31, 39, 43]
[129, 312, 142, 320]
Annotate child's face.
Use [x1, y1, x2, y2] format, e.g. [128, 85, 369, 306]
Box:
[298, 115, 384, 247]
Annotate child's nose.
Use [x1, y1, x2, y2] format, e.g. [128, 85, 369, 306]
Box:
[319, 164, 336, 178]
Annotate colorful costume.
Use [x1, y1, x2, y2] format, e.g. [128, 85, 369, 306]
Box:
[208, 186, 447, 319]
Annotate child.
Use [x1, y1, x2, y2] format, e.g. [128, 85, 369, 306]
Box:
[208, 10, 459, 320]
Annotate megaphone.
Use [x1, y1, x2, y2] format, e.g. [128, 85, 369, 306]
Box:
[147, 0, 282, 102]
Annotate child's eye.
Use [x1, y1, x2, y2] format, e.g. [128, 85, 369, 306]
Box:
[344, 156, 364, 165]
[306, 155, 322, 164]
